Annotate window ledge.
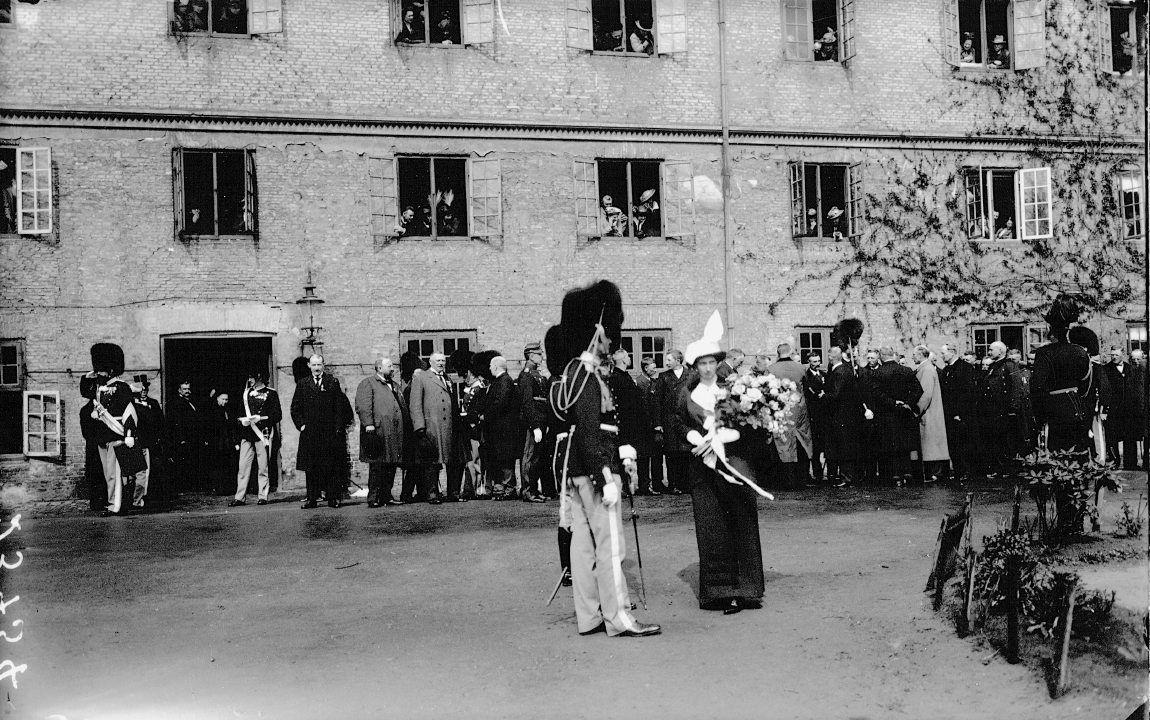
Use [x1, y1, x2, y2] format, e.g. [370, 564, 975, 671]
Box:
[970, 238, 1026, 249]
[0, 454, 26, 465]
[591, 50, 655, 58]
[785, 58, 845, 66]
[953, 64, 1013, 73]
[171, 32, 255, 39]
[798, 236, 851, 243]
[395, 41, 468, 49]
[180, 233, 257, 241]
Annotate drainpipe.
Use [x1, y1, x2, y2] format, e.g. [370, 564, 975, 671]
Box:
[717, 0, 735, 344]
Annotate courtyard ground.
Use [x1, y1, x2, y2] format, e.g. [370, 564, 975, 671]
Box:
[7, 476, 1147, 720]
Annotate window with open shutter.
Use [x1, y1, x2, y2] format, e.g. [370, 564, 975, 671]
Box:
[839, 0, 857, 63]
[468, 157, 502, 238]
[567, 0, 594, 50]
[243, 150, 257, 235]
[573, 159, 601, 238]
[1018, 167, 1052, 240]
[248, 0, 282, 34]
[782, 0, 812, 60]
[1012, 0, 1046, 70]
[23, 390, 60, 458]
[656, 0, 687, 54]
[172, 148, 185, 236]
[463, 0, 495, 45]
[963, 167, 987, 239]
[940, 0, 960, 66]
[847, 162, 864, 237]
[368, 156, 399, 243]
[1099, 3, 1114, 71]
[789, 161, 806, 240]
[661, 161, 694, 241]
[16, 147, 51, 235]
[1117, 169, 1143, 240]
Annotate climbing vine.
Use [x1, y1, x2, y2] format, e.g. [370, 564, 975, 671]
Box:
[769, 0, 1145, 337]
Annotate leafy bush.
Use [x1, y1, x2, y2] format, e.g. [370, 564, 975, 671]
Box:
[1017, 451, 1121, 544]
[1114, 498, 1145, 539]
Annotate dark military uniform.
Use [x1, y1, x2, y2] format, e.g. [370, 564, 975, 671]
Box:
[1030, 339, 1091, 454]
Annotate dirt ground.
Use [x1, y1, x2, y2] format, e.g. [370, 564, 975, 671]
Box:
[6, 475, 1147, 720]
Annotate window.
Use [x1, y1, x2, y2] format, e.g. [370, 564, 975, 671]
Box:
[173, 149, 257, 238]
[0, 0, 11, 24]
[371, 155, 501, 243]
[619, 329, 671, 370]
[782, 0, 856, 63]
[567, 0, 686, 54]
[572, 158, 696, 242]
[1101, 3, 1137, 75]
[1, 146, 53, 236]
[170, 0, 283, 36]
[400, 331, 477, 365]
[962, 166, 1052, 241]
[0, 341, 24, 456]
[944, 0, 1045, 70]
[796, 327, 833, 365]
[1128, 323, 1147, 355]
[1117, 169, 1143, 240]
[789, 161, 863, 241]
[969, 323, 1046, 358]
[23, 391, 60, 458]
[393, 0, 467, 45]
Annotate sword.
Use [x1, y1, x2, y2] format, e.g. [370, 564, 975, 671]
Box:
[545, 566, 570, 607]
[625, 462, 648, 610]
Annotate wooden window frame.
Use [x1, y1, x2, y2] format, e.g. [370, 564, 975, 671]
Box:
[399, 330, 479, 365]
[0, 340, 24, 391]
[952, 0, 1016, 71]
[796, 326, 833, 365]
[969, 322, 1043, 357]
[589, 0, 657, 56]
[23, 390, 61, 458]
[1101, 4, 1137, 75]
[1127, 322, 1148, 355]
[393, 0, 471, 47]
[595, 158, 665, 239]
[174, 148, 258, 240]
[1117, 168, 1144, 241]
[395, 155, 471, 240]
[962, 166, 1052, 242]
[789, 162, 860, 241]
[619, 329, 672, 372]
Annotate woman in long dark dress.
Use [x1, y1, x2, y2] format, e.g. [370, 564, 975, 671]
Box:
[675, 325, 765, 615]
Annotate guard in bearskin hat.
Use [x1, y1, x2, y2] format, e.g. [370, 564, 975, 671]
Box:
[545, 280, 660, 637]
[80, 343, 142, 515]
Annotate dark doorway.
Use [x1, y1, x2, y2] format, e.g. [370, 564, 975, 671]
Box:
[161, 334, 277, 495]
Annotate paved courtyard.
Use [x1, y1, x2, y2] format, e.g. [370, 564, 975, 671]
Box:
[9, 480, 1146, 720]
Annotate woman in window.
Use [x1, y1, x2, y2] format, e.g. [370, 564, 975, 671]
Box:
[629, 18, 654, 54]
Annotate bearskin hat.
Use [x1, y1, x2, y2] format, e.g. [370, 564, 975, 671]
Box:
[472, 350, 500, 383]
[1067, 326, 1099, 357]
[399, 351, 424, 383]
[1044, 294, 1082, 336]
[291, 356, 311, 382]
[830, 318, 864, 351]
[544, 280, 624, 377]
[447, 348, 474, 377]
[90, 342, 125, 377]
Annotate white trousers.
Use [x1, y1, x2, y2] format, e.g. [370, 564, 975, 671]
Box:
[566, 474, 639, 636]
[236, 438, 270, 501]
[98, 445, 149, 512]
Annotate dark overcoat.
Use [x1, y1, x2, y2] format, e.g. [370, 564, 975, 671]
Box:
[826, 362, 864, 461]
[354, 375, 407, 464]
[481, 372, 522, 468]
[291, 373, 352, 472]
[869, 361, 923, 454]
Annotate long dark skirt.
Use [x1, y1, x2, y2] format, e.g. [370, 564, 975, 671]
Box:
[690, 460, 764, 608]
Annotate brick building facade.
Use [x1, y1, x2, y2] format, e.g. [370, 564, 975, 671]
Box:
[0, 0, 1144, 501]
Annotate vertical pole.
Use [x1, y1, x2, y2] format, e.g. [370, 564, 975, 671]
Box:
[1006, 484, 1022, 664]
[1049, 573, 1078, 698]
[717, 0, 735, 344]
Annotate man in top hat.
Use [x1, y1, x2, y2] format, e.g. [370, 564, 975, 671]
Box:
[518, 342, 553, 501]
[232, 366, 282, 507]
[80, 343, 140, 516]
[131, 374, 165, 510]
[634, 357, 664, 494]
[292, 354, 353, 509]
[975, 341, 1025, 476]
[989, 34, 1010, 69]
[546, 280, 659, 638]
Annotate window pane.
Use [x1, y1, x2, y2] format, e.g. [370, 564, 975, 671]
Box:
[173, 0, 209, 32]
[427, 0, 461, 44]
[0, 345, 14, 366]
[398, 157, 433, 236]
[1112, 7, 1135, 74]
[444, 338, 458, 356]
[0, 147, 14, 234]
[990, 171, 1016, 239]
[0, 367, 14, 386]
[215, 151, 247, 234]
[457, 338, 470, 352]
[0, 391, 19, 453]
[821, 167, 848, 238]
[623, 0, 654, 53]
[1000, 325, 1024, 353]
[597, 160, 631, 237]
[630, 161, 661, 237]
[213, 0, 248, 34]
[407, 339, 420, 356]
[431, 158, 467, 236]
[592, 0, 625, 51]
[957, 0, 982, 63]
[985, 0, 1010, 69]
[811, 0, 839, 61]
[183, 151, 216, 234]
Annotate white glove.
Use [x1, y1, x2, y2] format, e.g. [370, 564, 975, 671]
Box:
[124, 436, 136, 448]
[533, 428, 543, 443]
[240, 417, 252, 427]
[602, 481, 620, 506]
[864, 408, 874, 421]
[365, 425, 375, 432]
[618, 444, 637, 461]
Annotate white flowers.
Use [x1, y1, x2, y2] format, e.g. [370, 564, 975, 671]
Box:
[744, 387, 763, 402]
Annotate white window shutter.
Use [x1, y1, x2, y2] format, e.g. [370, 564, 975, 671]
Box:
[16, 147, 51, 235]
[463, 0, 495, 45]
[573, 159, 600, 238]
[782, 0, 812, 61]
[248, 0, 283, 34]
[661, 161, 695, 241]
[243, 150, 257, 233]
[1013, 0, 1047, 71]
[847, 162, 864, 237]
[656, 0, 688, 55]
[1018, 167, 1053, 240]
[839, 0, 857, 64]
[789, 161, 805, 240]
[368, 156, 399, 243]
[962, 167, 986, 239]
[23, 391, 61, 458]
[1098, 4, 1114, 73]
[566, 0, 593, 51]
[940, 0, 960, 66]
[172, 148, 185, 235]
[468, 157, 502, 238]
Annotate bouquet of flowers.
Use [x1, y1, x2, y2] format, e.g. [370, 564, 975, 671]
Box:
[714, 367, 802, 437]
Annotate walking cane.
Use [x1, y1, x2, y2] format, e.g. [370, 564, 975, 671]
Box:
[546, 566, 570, 606]
[625, 463, 648, 610]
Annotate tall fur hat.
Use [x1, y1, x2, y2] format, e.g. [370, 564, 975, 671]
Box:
[291, 356, 311, 382]
[544, 280, 624, 377]
[447, 348, 474, 376]
[1067, 326, 1099, 356]
[90, 343, 125, 376]
[399, 351, 424, 383]
[472, 350, 500, 383]
[830, 318, 865, 350]
[1044, 294, 1082, 335]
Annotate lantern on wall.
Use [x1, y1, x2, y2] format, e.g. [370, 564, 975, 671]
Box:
[296, 270, 325, 358]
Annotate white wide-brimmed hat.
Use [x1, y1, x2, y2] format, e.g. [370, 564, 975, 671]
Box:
[684, 310, 727, 366]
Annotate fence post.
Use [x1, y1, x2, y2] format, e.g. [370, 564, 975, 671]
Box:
[1048, 572, 1078, 698]
[1006, 485, 1022, 664]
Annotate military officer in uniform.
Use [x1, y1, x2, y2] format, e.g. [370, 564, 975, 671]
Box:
[80, 343, 140, 516]
[232, 367, 282, 506]
[1031, 296, 1092, 455]
[518, 342, 553, 500]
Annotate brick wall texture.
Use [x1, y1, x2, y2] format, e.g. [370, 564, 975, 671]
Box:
[0, 0, 1143, 500]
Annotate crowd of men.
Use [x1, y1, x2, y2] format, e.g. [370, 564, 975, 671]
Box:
[80, 332, 1148, 516]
